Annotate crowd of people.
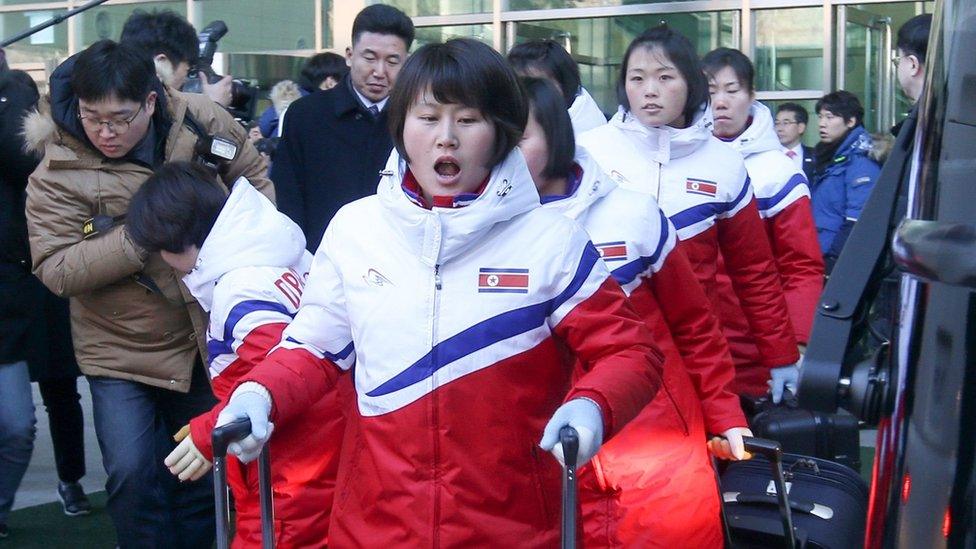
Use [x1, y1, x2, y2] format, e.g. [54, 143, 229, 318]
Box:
[0, 3, 931, 547]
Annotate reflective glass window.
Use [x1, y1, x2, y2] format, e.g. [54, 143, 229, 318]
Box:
[376, 0, 491, 17]
[414, 24, 493, 49]
[1, 10, 68, 66]
[754, 7, 824, 92]
[195, 0, 316, 52]
[513, 12, 735, 115]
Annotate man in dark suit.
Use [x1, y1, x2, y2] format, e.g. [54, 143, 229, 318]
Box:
[775, 102, 815, 182]
[271, 4, 414, 252]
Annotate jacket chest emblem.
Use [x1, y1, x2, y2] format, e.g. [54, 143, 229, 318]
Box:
[686, 178, 718, 197]
[478, 268, 529, 294]
[595, 241, 628, 262]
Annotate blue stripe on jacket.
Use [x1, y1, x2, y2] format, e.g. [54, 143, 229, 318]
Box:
[366, 243, 602, 397]
[756, 173, 808, 213]
[610, 208, 671, 286]
[206, 300, 294, 365]
[670, 175, 752, 230]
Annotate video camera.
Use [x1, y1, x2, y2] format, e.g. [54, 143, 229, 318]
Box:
[182, 20, 257, 121]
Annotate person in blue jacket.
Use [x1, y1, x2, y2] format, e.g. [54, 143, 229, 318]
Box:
[810, 90, 881, 272]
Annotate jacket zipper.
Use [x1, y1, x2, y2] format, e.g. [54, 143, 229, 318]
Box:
[431, 263, 442, 548]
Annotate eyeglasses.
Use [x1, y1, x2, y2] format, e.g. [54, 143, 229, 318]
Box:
[774, 120, 799, 127]
[77, 103, 144, 135]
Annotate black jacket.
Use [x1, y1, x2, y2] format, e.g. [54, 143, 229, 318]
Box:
[800, 144, 816, 183]
[0, 71, 78, 379]
[271, 75, 394, 252]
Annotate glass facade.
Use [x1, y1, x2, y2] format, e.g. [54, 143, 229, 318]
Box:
[383, 0, 490, 17]
[513, 11, 735, 115]
[754, 7, 823, 92]
[193, 0, 315, 52]
[0, 0, 933, 133]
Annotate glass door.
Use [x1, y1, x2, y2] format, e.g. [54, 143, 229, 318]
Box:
[837, 5, 893, 133]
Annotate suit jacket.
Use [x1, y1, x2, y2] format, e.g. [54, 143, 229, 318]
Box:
[271, 75, 394, 252]
[800, 144, 816, 183]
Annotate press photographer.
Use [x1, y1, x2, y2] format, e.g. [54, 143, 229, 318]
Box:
[181, 20, 257, 120]
[22, 39, 272, 547]
[121, 10, 244, 112]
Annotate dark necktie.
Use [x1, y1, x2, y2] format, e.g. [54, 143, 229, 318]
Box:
[367, 105, 380, 119]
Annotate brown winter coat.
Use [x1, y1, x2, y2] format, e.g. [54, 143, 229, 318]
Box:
[24, 88, 274, 392]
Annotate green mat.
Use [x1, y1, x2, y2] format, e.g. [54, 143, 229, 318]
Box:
[4, 492, 115, 548]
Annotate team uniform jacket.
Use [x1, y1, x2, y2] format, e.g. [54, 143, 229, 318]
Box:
[182, 180, 346, 549]
[238, 148, 664, 547]
[569, 86, 608, 135]
[543, 149, 744, 547]
[715, 102, 824, 389]
[579, 106, 799, 395]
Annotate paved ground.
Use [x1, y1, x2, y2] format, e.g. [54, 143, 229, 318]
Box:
[13, 377, 107, 511]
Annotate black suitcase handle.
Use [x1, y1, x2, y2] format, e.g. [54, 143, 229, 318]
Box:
[560, 426, 579, 549]
[738, 437, 798, 549]
[212, 418, 274, 549]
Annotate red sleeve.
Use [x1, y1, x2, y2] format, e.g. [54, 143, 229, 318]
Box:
[649, 249, 746, 434]
[190, 322, 288, 460]
[764, 198, 824, 344]
[555, 277, 665, 438]
[717, 198, 800, 369]
[239, 346, 343, 424]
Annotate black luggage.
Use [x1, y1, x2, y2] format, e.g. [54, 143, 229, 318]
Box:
[212, 418, 275, 549]
[743, 392, 861, 472]
[719, 437, 868, 549]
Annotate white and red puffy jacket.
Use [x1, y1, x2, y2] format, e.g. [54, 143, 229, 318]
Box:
[542, 149, 744, 547]
[718, 101, 824, 351]
[240, 148, 664, 548]
[181, 179, 346, 548]
[579, 106, 799, 394]
[569, 86, 607, 135]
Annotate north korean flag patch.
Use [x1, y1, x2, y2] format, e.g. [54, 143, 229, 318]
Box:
[595, 241, 628, 262]
[478, 268, 529, 294]
[686, 178, 718, 197]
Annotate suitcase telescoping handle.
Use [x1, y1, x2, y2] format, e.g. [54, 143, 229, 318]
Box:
[741, 436, 797, 549]
[212, 417, 275, 549]
[560, 426, 579, 549]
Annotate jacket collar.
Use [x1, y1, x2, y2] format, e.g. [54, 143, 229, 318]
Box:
[334, 74, 383, 119]
[820, 126, 873, 178]
[182, 177, 308, 311]
[376, 147, 540, 267]
[539, 147, 616, 220]
[608, 103, 713, 164]
[720, 101, 782, 157]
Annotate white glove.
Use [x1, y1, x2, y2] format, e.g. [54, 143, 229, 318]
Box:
[539, 398, 604, 468]
[769, 364, 800, 404]
[164, 431, 212, 481]
[214, 384, 274, 463]
[707, 427, 754, 461]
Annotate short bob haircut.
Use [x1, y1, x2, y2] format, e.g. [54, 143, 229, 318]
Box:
[387, 38, 528, 170]
[617, 24, 709, 128]
[126, 161, 227, 254]
[507, 40, 581, 109]
[522, 76, 575, 181]
[702, 47, 755, 92]
[815, 90, 865, 127]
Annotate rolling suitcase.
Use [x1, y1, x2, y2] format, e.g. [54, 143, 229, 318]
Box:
[743, 392, 861, 472]
[720, 437, 868, 549]
[212, 418, 275, 549]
